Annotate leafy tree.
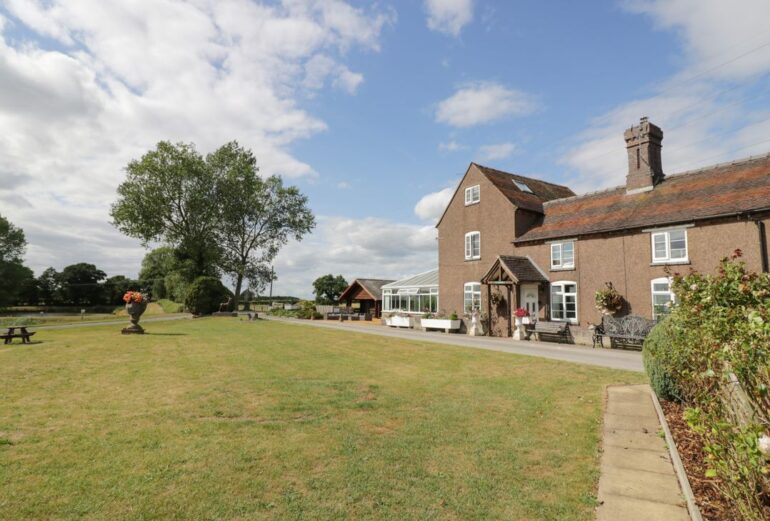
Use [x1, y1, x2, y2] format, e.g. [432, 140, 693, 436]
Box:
[111, 142, 220, 279]
[184, 276, 231, 315]
[37, 267, 61, 305]
[0, 214, 28, 308]
[104, 275, 141, 305]
[58, 263, 107, 305]
[164, 271, 189, 303]
[16, 267, 39, 305]
[209, 142, 314, 311]
[313, 274, 348, 304]
[138, 246, 177, 286]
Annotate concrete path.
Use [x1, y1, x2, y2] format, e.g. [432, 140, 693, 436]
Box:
[597, 385, 689, 520]
[263, 316, 643, 372]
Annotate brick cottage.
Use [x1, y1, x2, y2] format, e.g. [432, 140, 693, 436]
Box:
[434, 117, 770, 343]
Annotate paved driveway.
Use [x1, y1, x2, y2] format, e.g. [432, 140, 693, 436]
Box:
[264, 316, 644, 373]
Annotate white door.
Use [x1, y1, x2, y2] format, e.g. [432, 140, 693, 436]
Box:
[521, 284, 539, 317]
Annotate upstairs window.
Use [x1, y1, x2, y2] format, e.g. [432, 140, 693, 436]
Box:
[464, 185, 480, 205]
[550, 241, 575, 270]
[651, 229, 688, 263]
[513, 179, 533, 193]
[465, 231, 481, 260]
[651, 277, 675, 320]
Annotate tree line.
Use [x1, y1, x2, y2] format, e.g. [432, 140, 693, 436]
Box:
[0, 140, 315, 312]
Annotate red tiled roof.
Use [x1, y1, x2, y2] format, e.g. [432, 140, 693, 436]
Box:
[515, 155, 770, 243]
[475, 163, 576, 213]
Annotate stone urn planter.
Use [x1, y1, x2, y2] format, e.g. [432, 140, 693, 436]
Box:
[122, 292, 148, 334]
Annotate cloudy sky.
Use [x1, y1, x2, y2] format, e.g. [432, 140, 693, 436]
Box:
[2, 0, 770, 297]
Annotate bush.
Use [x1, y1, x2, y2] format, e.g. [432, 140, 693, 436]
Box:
[654, 251, 770, 519]
[296, 300, 318, 319]
[184, 277, 231, 316]
[643, 319, 681, 401]
[157, 299, 184, 313]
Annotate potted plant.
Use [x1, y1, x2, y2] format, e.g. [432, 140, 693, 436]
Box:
[122, 291, 148, 334]
[513, 307, 529, 340]
[386, 313, 413, 328]
[595, 282, 624, 315]
[422, 310, 462, 333]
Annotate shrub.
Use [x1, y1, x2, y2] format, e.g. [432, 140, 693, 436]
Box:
[296, 300, 318, 319]
[184, 277, 231, 315]
[157, 299, 184, 313]
[654, 251, 770, 519]
[642, 318, 681, 401]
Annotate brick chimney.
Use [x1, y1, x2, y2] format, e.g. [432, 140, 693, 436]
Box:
[624, 117, 664, 193]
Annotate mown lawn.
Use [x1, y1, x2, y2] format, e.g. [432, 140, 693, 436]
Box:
[0, 319, 644, 520]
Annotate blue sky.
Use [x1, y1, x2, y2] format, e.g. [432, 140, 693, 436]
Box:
[1, 0, 770, 296]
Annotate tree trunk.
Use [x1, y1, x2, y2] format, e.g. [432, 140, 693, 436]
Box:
[233, 273, 243, 312]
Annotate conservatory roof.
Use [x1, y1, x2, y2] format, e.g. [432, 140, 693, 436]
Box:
[382, 269, 439, 289]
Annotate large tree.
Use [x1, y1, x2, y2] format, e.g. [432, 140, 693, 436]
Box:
[209, 142, 314, 311]
[0, 214, 29, 308]
[312, 274, 348, 304]
[111, 142, 220, 279]
[37, 267, 61, 305]
[58, 263, 107, 305]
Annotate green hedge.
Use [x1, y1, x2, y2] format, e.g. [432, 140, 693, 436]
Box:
[184, 277, 231, 316]
[642, 319, 681, 401]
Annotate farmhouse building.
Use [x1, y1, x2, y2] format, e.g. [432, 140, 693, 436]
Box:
[437, 117, 770, 342]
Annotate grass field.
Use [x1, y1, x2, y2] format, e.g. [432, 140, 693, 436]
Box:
[0, 319, 644, 520]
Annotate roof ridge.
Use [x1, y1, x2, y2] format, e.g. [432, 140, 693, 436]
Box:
[544, 151, 770, 207]
[472, 162, 573, 190]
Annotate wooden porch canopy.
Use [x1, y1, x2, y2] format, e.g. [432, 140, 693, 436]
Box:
[338, 278, 394, 318]
[480, 256, 549, 337]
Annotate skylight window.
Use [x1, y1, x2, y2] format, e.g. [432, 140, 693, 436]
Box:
[513, 179, 533, 193]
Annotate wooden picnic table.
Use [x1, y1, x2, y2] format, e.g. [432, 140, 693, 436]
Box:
[1, 326, 36, 345]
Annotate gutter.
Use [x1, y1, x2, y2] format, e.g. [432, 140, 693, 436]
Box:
[756, 220, 769, 273]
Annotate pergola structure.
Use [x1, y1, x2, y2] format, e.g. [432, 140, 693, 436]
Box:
[338, 278, 394, 319]
[480, 255, 549, 337]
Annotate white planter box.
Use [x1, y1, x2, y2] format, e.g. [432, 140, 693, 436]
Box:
[421, 318, 462, 332]
[386, 315, 413, 328]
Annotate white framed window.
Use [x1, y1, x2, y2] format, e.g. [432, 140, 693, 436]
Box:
[464, 231, 481, 260]
[464, 185, 480, 205]
[651, 277, 675, 320]
[464, 282, 481, 313]
[550, 241, 575, 270]
[550, 281, 578, 323]
[651, 229, 688, 263]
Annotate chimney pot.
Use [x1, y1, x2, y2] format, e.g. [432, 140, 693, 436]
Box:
[625, 117, 663, 193]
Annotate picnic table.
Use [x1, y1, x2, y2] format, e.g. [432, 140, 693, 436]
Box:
[1, 326, 36, 345]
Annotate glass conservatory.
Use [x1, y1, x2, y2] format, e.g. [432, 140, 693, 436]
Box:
[382, 269, 439, 314]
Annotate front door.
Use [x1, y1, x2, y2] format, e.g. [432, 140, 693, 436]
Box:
[521, 284, 539, 318]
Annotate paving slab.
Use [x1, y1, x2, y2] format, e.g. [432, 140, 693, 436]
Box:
[596, 384, 690, 520]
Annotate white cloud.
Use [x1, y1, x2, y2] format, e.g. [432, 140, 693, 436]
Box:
[562, 0, 770, 194]
[438, 140, 465, 152]
[337, 181, 351, 189]
[0, 0, 392, 277]
[271, 216, 437, 297]
[435, 81, 538, 127]
[414, 186, 454, 222]
[478, 142, 516, 161]
[424, 0, 473, 37]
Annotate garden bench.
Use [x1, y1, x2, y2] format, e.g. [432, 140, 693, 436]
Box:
[532, 321, 570, 343]
[2, 326, 36, 345]
[592, 315, 655, 349]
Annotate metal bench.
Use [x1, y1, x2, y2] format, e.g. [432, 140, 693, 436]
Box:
[533, 321, 570, 343]
[593, 315, 655, 349]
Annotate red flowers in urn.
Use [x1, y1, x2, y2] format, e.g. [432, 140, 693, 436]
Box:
[122, 291, 148, 334]
[514, 307, 529, 318]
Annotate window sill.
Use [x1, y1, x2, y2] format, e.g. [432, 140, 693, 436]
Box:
[651, 260, 690, 266]
[464, 258, 481, 262]
[550, 267, 575, 272]
[464, 201, 479, 207]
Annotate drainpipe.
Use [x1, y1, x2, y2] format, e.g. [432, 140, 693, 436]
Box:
[756, 220, 769, 273]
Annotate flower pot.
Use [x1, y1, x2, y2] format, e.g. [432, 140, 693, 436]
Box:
[421, 318, 461, 333]
[122, 301, 148, 334]
[386, 315, 413, 328]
